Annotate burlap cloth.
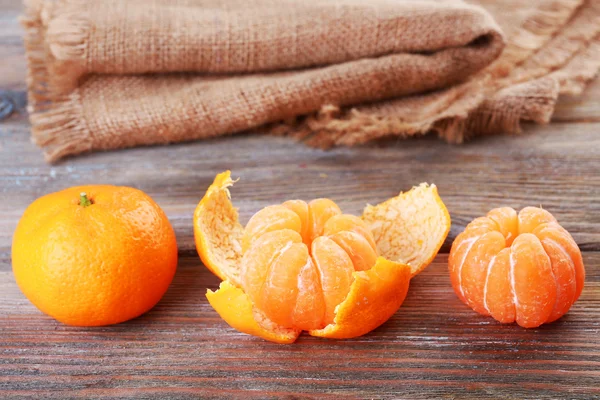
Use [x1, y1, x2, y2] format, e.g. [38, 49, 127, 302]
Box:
[22, 0, 600, 162]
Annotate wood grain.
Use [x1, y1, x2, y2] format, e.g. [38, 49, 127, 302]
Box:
[1, 253, 599, 399]
[1, 0, 599, 398]
[1, 116, 599, 400]
[0, 8, 25, 91]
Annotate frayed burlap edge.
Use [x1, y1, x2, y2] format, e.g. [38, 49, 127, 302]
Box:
[22, 0, 92, 162]
[270, 79, 491, 147]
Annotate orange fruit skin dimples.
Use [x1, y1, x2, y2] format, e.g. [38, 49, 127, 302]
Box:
[194, 171, 451, 343]
[449, 207, 585, 328]
[12, 186, 178, 326]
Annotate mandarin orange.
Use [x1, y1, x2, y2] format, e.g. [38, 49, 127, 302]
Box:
[240, 200, 377, 331]
[194, 171, 451, 343]
[12, 186, 178, 326]
[449, 207, 585, 328]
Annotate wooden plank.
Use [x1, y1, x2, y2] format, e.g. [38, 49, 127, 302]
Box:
[1, 253, 598, 399]
[0, 8, 25, 91]
[0, 0, 22, 11]
[2, 114, 600, 259]
[1, 0, 599, 397]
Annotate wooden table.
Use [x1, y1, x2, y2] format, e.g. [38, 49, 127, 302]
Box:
[1, 2, 599, 399]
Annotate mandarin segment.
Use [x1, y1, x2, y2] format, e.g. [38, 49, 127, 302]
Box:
[487, 207, 518, 246]
[242, 205, 302, 253]
[459, 231, 505, 315]
[517, 207, 556, 235]
[447, 217, 498, 305]
[329, 231, 378, 271]
[311, 236, 356, 325]
[261, 242, 311, 329]
[483, 248, 516, 323]
[307, 199, 342, 242]
[539, 238, 577, 323]
[323, 214, 378, 251]
[240, 229, 303, 317]
[464, 216, 500, 234]
[533, 223, 585, 300]
[448, 231, 473, 304]
[282, 200, 310, 244]
[293, 257, 326, 330]
[449, 206, 584, 328]
[510, 234, 557, 328]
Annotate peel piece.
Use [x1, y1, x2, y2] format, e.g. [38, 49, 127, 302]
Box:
[309, 257, 411, 339]
[362, 183, 451, 277]
[194, 171, 243, 285]
[206, 281, 301, 344]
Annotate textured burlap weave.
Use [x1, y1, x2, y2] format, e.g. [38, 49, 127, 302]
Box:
[22, 0, 600, 161]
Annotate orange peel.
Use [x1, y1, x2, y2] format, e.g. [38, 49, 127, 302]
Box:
[309, 257, 410, 339]
[194, 171, 450, 343]
[362, 183, 451, 277]
[193, 171, 243, 285]
[206, 281, 300, 344]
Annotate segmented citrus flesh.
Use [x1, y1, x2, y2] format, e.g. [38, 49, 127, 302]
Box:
[240, 200, 379, 331]
[449, 207, 585, 328]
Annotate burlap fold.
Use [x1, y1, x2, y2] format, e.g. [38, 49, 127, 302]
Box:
[22, 0, 599, 161]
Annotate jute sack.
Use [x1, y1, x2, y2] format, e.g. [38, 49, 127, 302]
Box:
[22, 0, 599, 161]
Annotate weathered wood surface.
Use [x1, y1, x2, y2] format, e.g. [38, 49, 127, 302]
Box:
[1, 253, 599, 399]
[1, 2, 599, 399]
[3, 114, 599, 257]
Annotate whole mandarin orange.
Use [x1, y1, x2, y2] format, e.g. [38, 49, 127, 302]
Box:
[449, 207, 585, 328]
[12, 186, 178, 326]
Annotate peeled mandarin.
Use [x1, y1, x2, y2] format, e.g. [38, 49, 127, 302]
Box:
[195, 172, 450, 343]
[449, 207, 585, 328]
[239, 199, 376, 331]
